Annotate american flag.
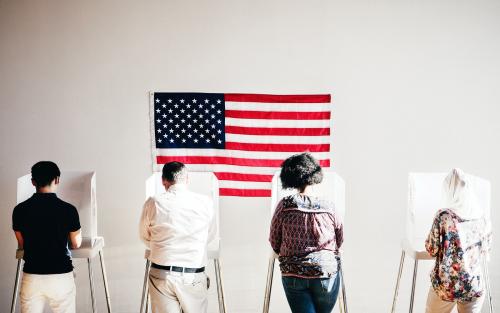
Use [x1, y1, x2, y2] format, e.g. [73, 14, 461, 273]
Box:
[151, 92, 332, 197]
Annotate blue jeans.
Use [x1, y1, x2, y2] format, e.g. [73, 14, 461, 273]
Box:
[281, 273, 340, 313]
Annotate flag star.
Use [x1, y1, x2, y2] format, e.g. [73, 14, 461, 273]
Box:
[199, 124, 204, 128]
[157, 139, 162, 143]
[217, 110, 221, 114]
[170, 139, 174, 143]
[174, 104, 179, 109]
[156, 109, 161, 113]
[181, 129, 186, 133]
[180, 109, 185, 113]
[186, 104, 191, 108]
[194, 129, 198, 133]
[198, 104, 203, 108]
[205, 129, 209, 133]
[175, 124, 180, 128]
[182, 139, 186, 143]
[204, 109, 209, 114]
[162, 114, 167, 118]
[155, 98, 160, 103]
[187, 124, 192, 128]
[217, 119, 222, 124]
[181, 119, 185, 123]
[162, 104, 166, 108]
[211, 125, 215, 129]
[187, 114, 191, 118]
[163, 124, 167, 128]
[192, 99, 197, 103]
[205, 119, 209, 124]
[168, 99, 173, 103]
[169, 129, 174, 133]
[156, 119, 161, 123]
[175, 134, 180, 138]
[218, 139, 222, 144]
[168, 109, 173, 113]
[212, 134, 216, 138]
[193, 119, 198, 123]
[217, 130, 222, 134]
[194, 139, 198, 143]
[157, 129, 162, 133]
[168, 119, 173, 123]
[193, 109, 197, 113]
[206, 139, 210, 143]
[211, 104, 215, 109]
[163, 134, 168, 138]
[174, 114, 179, 118]
[200, 134, 204, 138]
[211, 114, 215, 119]
[204, 99, 209, 103]
[217, 99, 221, 104]
[198, 114, 203, 118]
[187, 134, 192, 138]
[180, 99, 185, 103]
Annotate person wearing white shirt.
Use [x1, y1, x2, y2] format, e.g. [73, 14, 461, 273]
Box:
[140, 161, 216, 313]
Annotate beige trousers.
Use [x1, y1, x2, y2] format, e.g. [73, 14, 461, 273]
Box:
[148, 268, 208, 313]
[425, 287, 485, 313]
[20, 272, 76, 313]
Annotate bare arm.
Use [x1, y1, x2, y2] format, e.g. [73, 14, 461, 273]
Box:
[14, 231, 24, 249]
[69, 229, 82, 249]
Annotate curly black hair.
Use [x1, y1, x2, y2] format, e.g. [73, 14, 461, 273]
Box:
[280, 153, 323, 190]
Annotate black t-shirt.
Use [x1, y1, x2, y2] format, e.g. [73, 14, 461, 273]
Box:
[12, 193, 81, 274]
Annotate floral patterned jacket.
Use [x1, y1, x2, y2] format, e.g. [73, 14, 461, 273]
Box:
[425, 209, 492, 302]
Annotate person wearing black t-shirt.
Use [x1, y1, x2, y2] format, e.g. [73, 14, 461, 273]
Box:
[12, 161, 81, 313]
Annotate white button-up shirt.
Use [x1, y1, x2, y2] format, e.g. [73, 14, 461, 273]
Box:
[139, 184, 216, 268]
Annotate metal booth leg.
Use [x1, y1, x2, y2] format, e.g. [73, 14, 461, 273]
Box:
[339, 264, 348, 313]
[98, 250, 112, 313]
[10, 259, 23, 313]
[88, 258, 97, 313]
[483, 258, 494, 313]
[391, 250, 406, 313]
[214, 258, 227, 313]
[408, 259, 418, 313]
[262, 256, 275, 313]
[140, 259, 151, 313]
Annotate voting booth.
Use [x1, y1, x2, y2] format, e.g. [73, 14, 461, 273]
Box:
[391, 172, 493, 313]
[263, 170, 348, 313]
[11, 171, 112, 313]
[140, 172, 226, 313]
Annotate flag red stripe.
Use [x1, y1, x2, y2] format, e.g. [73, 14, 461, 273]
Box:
[225, 110, 330, 120]
[156, 156, 331, 167]
[224, 94, 331, 103]
[214, 172, 274, 182]
[225, 126, 330, 136]
[225, 142, 330, 152]
[219, 188, 272, 197]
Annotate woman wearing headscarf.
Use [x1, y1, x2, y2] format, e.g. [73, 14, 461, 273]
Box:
[269, 153, 343, 313]
[425, 168, 492, 313]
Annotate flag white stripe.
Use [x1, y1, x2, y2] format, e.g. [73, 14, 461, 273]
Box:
[225, 118, 330, 128]
[155, 149, 331, 160]
[225, 134, 330, 144]
[225, 102, 331, 112]
[155, 164, 330, 174]
[218, 180, 271, 189]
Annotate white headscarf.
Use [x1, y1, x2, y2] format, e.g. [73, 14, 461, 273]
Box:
[442, 168, 483, 220]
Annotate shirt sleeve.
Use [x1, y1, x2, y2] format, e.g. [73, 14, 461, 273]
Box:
[207, 198, 217, 244]
[269, 200, 284, 254]
[139, 197, 155, 248]
[67, 205, 81, 232]
[12, 205, 23, 232]
[425, 212, 442, 257]
[481, 218, 493, 259]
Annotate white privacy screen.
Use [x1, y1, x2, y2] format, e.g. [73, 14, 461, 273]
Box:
[270, 170, 346, 221]
[17, 171, 97, 240]
[145, 171, 220, 253]
[407, 172, 491, 252]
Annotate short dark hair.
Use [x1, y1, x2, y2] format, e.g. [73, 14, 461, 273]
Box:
[280, 153, 323, 189]
[162, 161, 187, 183]
[31, 161, 61, 187]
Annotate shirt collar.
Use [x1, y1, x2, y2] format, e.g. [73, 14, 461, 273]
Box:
[33, 192, 57, 198]
[167, 183, 188, 193]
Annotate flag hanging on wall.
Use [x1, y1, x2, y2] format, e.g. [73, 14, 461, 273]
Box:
[150, 92, 333, 197]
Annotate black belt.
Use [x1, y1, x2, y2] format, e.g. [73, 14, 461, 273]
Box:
[151, 263, 205, 273]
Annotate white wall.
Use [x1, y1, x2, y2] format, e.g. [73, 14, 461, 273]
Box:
[1, 1, 499, 312]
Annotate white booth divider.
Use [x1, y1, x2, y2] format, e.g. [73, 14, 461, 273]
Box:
[391, 172, 493, 313]
[17, 171, 98, 241]
[264, 170, 348, 313]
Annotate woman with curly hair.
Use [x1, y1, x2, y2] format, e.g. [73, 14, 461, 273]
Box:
[269, 153, 343, 313]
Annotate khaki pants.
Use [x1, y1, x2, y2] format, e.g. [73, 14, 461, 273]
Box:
[148, 268, 208, 313]
[426, 287, 485, 313]
[20, 272, 76, 313]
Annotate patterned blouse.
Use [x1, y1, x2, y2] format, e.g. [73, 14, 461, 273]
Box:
[425, 209, 492, 302]
[269, 194, 343, 278]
